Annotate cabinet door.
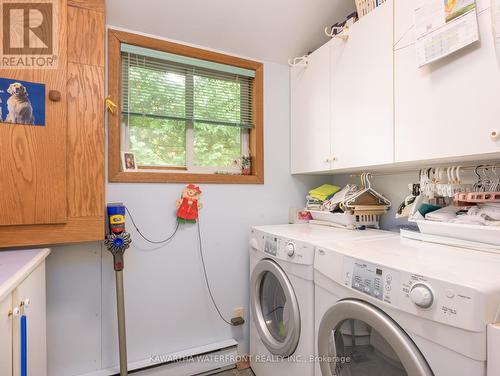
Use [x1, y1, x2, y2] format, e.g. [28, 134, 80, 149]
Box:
[290, 41, 332, 173]
[330, 0, 394, 170]
[0, 294, 13, 376]
[0, 2, 67, 226]
[13, 262, 47, 376]
[395, 0, 500, 162]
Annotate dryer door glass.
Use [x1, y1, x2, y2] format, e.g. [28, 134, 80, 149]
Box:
[260, 271, 289, 342]
[250, 259, 300, 357]
[318, 300, 433, 376]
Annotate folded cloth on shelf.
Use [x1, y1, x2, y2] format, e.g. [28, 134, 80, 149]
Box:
[455, 203, 500, 226]
[425, 203, 500, 226]
[306, 198, 323, 211]
[424, 205, 462, 222]
[322, 184, 360, 212]
[467, 203, 500, 221]
[308, 184, 341, 202]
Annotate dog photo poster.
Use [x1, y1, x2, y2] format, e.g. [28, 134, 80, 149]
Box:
[0, 78, 46, 126]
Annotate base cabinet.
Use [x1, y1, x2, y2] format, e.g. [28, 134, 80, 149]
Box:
[0, 294, 13, 376]
[12, 262, 47, 376]
[0, 253, 47, 376]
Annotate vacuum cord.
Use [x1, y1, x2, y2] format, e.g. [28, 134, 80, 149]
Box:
[197, 218, 235, 326]
[125, 207, 234, 326]
[125, 207, 180, 244]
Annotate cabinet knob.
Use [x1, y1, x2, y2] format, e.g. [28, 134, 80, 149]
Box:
[325, 158, 331, 163]
[48, 90, 61, 102]
[331, 156, 337, 161]
[8, 307, 20, 317]
[491, 130, 500, 141]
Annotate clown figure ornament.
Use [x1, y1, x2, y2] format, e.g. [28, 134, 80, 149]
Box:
[176, 184, 203, 223]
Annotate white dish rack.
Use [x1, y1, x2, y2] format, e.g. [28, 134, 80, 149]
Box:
[308, 210, 381, 229]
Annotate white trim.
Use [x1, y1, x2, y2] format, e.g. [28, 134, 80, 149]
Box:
[0, 249, 51, 302]
[107, 25, 265, 65]
[138, 166, 242, 174]
[77, 340, 238, 376]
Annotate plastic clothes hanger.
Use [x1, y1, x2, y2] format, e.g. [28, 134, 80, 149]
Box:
[344, 173, 391, 208]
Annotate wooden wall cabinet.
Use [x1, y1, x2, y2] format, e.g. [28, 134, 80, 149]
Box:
[0, 0, 105, 248]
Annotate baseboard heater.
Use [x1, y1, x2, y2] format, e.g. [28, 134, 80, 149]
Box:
[80, 339, 239, 376]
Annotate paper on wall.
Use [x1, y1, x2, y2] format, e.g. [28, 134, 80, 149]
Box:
[493, 0, 500, 37]
[493, 0, 500, 67]
[414, 0, 479, 67]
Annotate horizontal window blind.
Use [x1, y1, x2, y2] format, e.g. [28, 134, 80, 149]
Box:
[121, 46, 255, 129]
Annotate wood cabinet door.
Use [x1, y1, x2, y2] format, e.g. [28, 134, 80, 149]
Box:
[330, 0, 394, 170]
[0, 294, 12, 376]
[394, 0, 500, 162]
[0, 1, 67, 226]
[290, 41, 332, 173]
[13, 262, 47, 376]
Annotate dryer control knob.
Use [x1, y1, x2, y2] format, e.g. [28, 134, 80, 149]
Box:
[250, 238, 259, 250]
[491, 130, 500, 141]
[286, 242, 296, 257]
[410, 284, 434, 309]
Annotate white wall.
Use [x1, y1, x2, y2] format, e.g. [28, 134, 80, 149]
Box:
[46, 59, 329, 375]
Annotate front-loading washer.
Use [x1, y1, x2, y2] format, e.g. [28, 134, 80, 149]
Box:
[314, 236, 500, 376]
[249, 224, 395, 376]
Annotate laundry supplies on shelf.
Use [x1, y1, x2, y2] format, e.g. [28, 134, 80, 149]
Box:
[308, 184, 341, 201]
[306, 184, 341, 210]
[394, 164, 500, 246]
[306, 173, 391, 229]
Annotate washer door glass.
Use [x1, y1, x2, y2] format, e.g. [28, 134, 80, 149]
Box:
[260, 271, 290, 342]
[251, 259, 300, 357]
[318, 300, 433, 376]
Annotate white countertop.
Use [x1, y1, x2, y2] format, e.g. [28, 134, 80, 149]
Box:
[0, 248, 50, 302]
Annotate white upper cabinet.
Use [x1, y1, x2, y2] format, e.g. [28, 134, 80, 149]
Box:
[290, 40, 332, 173]
[330, 0, 394, 169]
[394, 0, 500, 162]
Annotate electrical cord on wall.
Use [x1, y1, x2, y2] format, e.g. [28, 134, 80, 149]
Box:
[125, 207, 180, 244]
[197, 218, 243, 327]
[124, 206, 242, 327]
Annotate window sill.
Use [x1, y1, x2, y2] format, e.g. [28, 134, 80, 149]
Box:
[109, 171, 264, 184]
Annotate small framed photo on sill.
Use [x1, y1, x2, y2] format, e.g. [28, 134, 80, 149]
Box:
[121, 151, 138, 171]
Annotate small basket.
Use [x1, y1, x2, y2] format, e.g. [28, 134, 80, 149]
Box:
[309, 210, 381, 229]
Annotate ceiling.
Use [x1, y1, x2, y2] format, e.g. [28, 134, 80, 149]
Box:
[106, 0, 355, 64]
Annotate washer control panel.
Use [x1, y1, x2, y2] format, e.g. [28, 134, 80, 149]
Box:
[343, 257, 400, 305]
[264, 235, 278, 256]
[252, 229, 314, 265]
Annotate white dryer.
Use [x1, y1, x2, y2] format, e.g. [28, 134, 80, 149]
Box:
[314, 236, 500, 376]
[249, 224, 395, 376]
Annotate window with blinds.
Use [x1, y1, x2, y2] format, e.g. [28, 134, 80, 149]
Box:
[120, 43, 255, 170]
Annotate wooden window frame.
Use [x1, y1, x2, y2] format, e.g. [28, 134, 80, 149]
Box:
[108, 29, 264, 184]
